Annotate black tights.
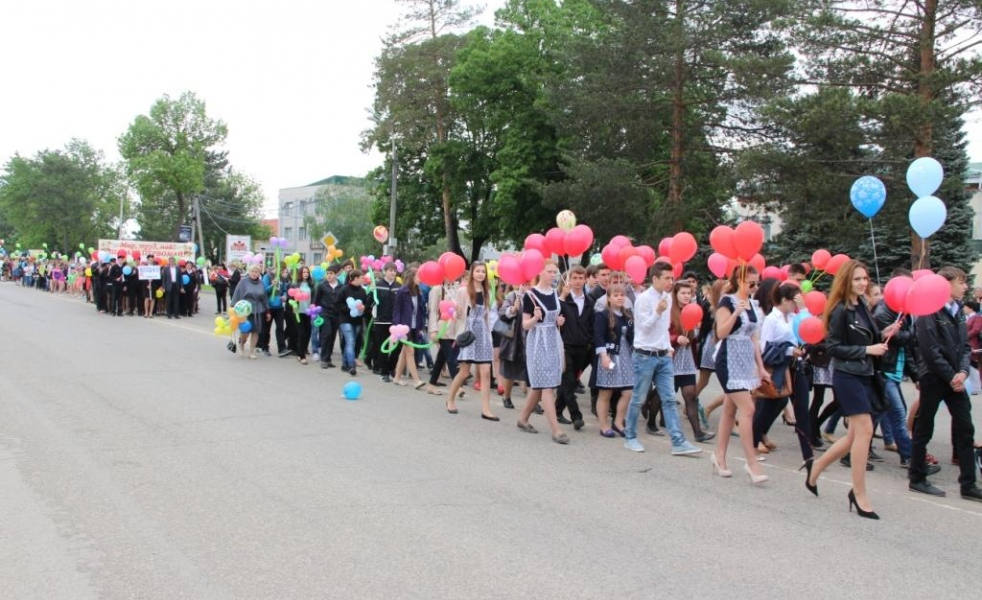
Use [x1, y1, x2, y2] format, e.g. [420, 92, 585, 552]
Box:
[809, 384, 838, 441]
[678, 384, 705, 437]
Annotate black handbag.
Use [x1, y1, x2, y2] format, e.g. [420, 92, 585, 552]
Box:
[455, 331, 476, 348]
[493, 317, 514, 338]
[869, 368, 889, 413]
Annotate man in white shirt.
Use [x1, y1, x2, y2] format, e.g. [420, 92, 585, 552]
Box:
[624, 261, 700, 456]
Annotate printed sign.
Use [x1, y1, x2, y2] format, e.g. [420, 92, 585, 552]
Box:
[226, 234, 251, 263]
[138, 266, 161, 280]
[322, 232, 337, 247]
[98, 239, 195, 261]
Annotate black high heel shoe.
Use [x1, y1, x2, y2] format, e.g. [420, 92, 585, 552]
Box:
[848, 489, 879, 520]
[800, 458, 817, 497]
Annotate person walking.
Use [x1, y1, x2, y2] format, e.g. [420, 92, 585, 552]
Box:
[446, 262, 498, 421]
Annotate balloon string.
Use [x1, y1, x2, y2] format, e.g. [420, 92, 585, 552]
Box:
[381, 321, 451, 354]
[869, 218, 881, 285]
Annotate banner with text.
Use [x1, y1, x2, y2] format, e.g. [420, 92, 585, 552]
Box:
[98, 240, 195, 261]
[226, 235, 251, 263]
[138, 266, 161, 280]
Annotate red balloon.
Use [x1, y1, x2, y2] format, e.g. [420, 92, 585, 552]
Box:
[670, 232, 698, 264]
[804, 291, 827, 316]
[636, 245, 656, 267]
[563, 224, 594, 256]
[707, 253, 729, 278]
[655, 255, 672, 267]
[681, 303, 704, 331]
[116, 248, 127, 257]
[521, 249, 545, 281]
[733, 221, 764, 261]
[825, 254, 850, 275]
[673, 263, 683, 279]
[131, 250, 141, 261]
[761, 266, 783, 281]
[709, 226, 738, 259]
[545, 227, 567, 256]
[90, 251, 98, 261]
[497, 254, 523, 286]
[906, 274, 951, 316]
[601, 244, 622, 270]
[439, 252, 466, 281]
[617, 245, 638, 270]
[417, 261, 445, 286]
[524, 233, 546, 253]
[912, 269, 933, 281]
[658, 237, 673, 258]
[749, 253, 765, 274]
[178, 259, 187, 267]
[609, 235, 631, 249]
[811, 249, 831, 270]
[799, 317, 827, 344]
[883, 276, 914, 313]
[624, 255, 647, 285]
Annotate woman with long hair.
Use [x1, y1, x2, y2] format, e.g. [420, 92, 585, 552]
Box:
[288, 266, 314, 365]
[699, 279, 729, 420]
[593, 283, 633, 437]
[805, 260, 895, 519]
[671, 281, 714, 442]
[711, 265, 770, 484]
[391, 267, 428, 389]
[497, 283, 529, 409]
[516, 260, 569, 444]
[446, 261, 498, 421]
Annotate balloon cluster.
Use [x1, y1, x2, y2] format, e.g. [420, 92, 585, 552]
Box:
[326, 244, 344, 262]
[268, 236, 288, 248]
[438, 299, 456, 321]
[883, 270, 950, 317]
[359, 254, 403, 273]
[240, 252, 265, 265]
[388, 324, 410, 342]
[345, 296, 365, 317]
[418, 252, 467, 286]
[906, 157, 946, 239]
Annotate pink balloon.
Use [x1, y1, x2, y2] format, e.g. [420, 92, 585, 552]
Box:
[617, 245, 639, 270]
[709, 226, 738, 259]
[601, 244, 622, 270]
[749, 253, 766, 274]
[624, 255, 647, 285]
[524, 233, 546, 253]
[655, 255, 672, 266]
[670, 232, 698, 264]
[544, 227, 566, 256]
[439, 252, 466, 281]
[417, 261, 445, 286]
[563, 224, 594, 256]
[762, 266, 783, 281]
[912, 269, 933, 281]
[811, 249, 831, 270]
[707, 252, 729, 278]
[497, 253, 524, 286]
[883, 276, 914, 313]
[609, 235, 631, 249]
[906, 274, 951, 316]
[520, 249, 545, 281]
[734, 221, 764, 261]
[438, 300, 456, 321]
[658, 237, 673, 258]
[636, 245, 656, 267]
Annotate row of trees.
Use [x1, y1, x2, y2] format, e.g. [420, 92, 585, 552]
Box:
[364, 0, 982, 273]
[0, 92, 268, 259]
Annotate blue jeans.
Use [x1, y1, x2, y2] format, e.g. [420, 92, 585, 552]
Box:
[311, 322, 321, 355]
[881, 378, 912, 459]
[626, 353, 686, 446]
[339, 322, 361, 369]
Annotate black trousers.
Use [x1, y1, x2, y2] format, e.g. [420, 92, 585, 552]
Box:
[319, 316, 339, 363]
[127, 284, 140, 315]
[910, 373, 977, 488]
[215, 286, 227, 313]
[292, 314, 312, 359]
[557, 344, 590, 421]
[108, 283, 122, 315]
[429, 339, 460, 385]
[368, 323, 397, 374]
[165, 285, 180, 316]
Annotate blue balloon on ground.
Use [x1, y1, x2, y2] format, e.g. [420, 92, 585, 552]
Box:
[906, 157, 943, 198]
[181, 274, 190, 285]
[343, 381, 362, 400]
[122, 266, 132, 276]
[850, 176, 886, 218]
[239, 320, 252, 333]
[909, 195, 947, 238]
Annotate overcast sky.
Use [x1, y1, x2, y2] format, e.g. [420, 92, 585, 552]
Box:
[1, 0, 979, 221]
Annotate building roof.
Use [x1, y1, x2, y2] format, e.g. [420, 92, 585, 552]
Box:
[968, 162, 982, 186]
[305, 175, 364, 187]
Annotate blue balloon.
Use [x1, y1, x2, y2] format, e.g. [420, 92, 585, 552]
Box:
[239, 320, 253, 333]
[122, 266, 132, 276]
[906, 157, 943, 198]
[269, 295, 282, 308]
[791, 309, 812, 345]
[909, 195, 947, 238]
[312, 266, 325, 281]
[181, 274, 190, 285]
[346, 296, 363, 317]
[343, 381, 362, 400]
[850, 176, 886, 218]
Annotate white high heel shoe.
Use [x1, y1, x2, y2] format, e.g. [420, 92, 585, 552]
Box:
[744, 464, 769, 485]
[710, 452, 732, 478]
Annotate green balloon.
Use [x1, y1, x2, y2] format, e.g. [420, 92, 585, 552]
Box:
[589, 254, 602, 265]
[801, 280, 813, 293]
[196, 256, 206, 266]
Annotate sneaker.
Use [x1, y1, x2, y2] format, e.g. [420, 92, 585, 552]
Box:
[671, 441, 702, 456]
[624, 438, 645, 453]
[381, 375, 391, 383]
[321, 362, 329, 370]
[312, 353, 320, 361]
[695, 432, 716, 443]
[326, 362, 336, 369]
[869, 448, 885, 462]
[557, 416, 572, 425]
[263, 350, 272, 357]
[573, 418, 584, 431]
[278, 349, 293, 358]
[349, 368, 357, 377]
[502, 397, 514, 409]
[961, 485, 982, 502]
[909, 480, 946, 496]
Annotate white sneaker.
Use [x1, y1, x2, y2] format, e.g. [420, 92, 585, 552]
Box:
[624, 438, 645, 453]
[312, 352, 320, 361]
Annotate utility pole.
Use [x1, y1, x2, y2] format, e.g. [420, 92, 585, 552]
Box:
[118, 192, 125, 240]
[387, 137, 398, 256]
[192, 195, 206, 262]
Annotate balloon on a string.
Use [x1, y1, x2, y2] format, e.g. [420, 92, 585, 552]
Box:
[636, 245, 656, 267]
[681, 303, 703, 331]
[609, 235, 631, 249]
[563, 225, 593, 256]
[912, 269, 933, 281]
[811, 249, 831, 270]
[804, 291, 827, 316]
[438, 252, 466, 281]
[497, 254, 524, 285]
[601, 244, 622, 270]
[799, 317, 826, 344]
[417, 261, 445, 286]
[733, 221, 764, 261]
[850, 176, 887, 218]
[883, 276, 913, 313]
[909, 196, 946, 237]
[624, 255, 647, 285]
[524, 233, 546, 253]
[669, 232, 698, 264]
[906, 157, 944, 198]
[545, 227, 566, 256]
[709, 226, 737, 259]
[749, 253, 765, 274]
[658, 237, 673, 258]
[825, 254, 850, 275]
[905, 274, 950, 316]
[707, 253, 729, 278]
[520, 249, 545, 281]
[556, 210, 577, 230]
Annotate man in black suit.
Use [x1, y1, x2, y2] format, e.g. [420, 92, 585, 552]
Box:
[910, 266, 982, 501]
[160, 257, 184, 319]
[107, 255, 124, 316]
[557, 265, 593, 430]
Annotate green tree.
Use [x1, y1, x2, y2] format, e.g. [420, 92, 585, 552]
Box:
[304, 178, 377, 264]
[118, 91, 228, 240]
[0, 139, 127, 252]
[197, 168, 270, 261]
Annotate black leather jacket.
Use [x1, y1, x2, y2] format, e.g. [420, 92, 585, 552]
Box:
[915, 303, 971, 383]
[827, 299, 880, 377]
[872, 301, 919, 382]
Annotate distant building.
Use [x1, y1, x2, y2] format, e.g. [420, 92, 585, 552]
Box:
[261, 218, 279, 236]
[277, 176, 362, 265]
[967, 162, 982, 279]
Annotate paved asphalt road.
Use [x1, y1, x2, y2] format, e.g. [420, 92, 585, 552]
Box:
[2, 282, 981, 599]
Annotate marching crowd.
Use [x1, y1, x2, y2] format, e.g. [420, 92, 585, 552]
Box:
[6, 248, 982, 520]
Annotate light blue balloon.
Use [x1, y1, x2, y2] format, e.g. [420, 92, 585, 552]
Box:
[181, 274, 190, 285]
[908, 195, 947, 238]
[343, 381, 362, 400]
[791, 309, 812, 345]
[312, 266, 325, 281]
[850, 176, 886, 218]
[122, 266, 132, 276]
[906, 157, 943, 198]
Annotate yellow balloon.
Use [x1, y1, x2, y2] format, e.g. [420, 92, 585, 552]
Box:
[155, 289, 164, 299]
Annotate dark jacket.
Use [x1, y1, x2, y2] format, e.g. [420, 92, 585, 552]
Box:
[593, 309, 634, 355]
[337, 284, 372, 325]
[373, 278, 399, 323]
[827, 299, 880, 377]
[498, 290, 525, 363]
[872, 300, 919, 382]
[314, 280, 342, 319]
[160, 264, 182, 290]
[915, 302, 971, 383]
[392, 286, 426, 330]
[559, 290, 594, 347]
